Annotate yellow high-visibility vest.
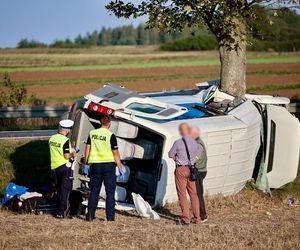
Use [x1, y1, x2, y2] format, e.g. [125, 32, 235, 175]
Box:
[49, 133, 71, 169]
[88, 128, 115, 163]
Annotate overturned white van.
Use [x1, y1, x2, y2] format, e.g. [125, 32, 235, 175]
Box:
[68, 82, 300, 209]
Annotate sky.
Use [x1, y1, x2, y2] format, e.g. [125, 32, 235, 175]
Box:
[0, 0, 145, 48]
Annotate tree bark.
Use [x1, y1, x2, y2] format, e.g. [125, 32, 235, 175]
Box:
[218, 18, 247, 97]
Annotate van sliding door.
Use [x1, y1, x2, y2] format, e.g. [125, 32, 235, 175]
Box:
[265, 105, 300, 188]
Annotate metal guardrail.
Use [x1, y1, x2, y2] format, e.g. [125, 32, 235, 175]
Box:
[0, 106, 69, 119]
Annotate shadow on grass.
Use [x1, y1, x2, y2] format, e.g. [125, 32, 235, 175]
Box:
[116, 210, 140, 218]
[115, 206, 179, 221]
[9, 140, 51, 191]
[155, 206, 180, 221]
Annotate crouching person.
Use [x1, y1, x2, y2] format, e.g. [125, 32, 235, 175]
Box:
[84, 115, 122, 222]
[49, 119, 76, 219]
[168, 123, 202, 225]
[191, 127, 208, 222]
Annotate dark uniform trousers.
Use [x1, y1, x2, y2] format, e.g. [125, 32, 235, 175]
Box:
[55, 164, 73, 216]
[87, 162, 116, 221]
[195, 171, 207, 220]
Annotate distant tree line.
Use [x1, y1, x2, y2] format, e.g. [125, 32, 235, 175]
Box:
[17, 24, 193, 49]
[17, 39, 48, 49]
[17, 9, 300, 52]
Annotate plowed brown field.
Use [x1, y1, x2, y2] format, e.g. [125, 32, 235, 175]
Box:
[1, 65, 300, 104]
[0, 48, 299, 104]
[1, 63, 299, 83]
[14, 74, 299, 97]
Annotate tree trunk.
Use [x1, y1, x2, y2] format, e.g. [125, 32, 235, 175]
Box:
[218, 18, 247, 97]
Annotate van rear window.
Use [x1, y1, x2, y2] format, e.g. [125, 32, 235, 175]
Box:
[104, 92, 119, 98]
[126, 103, 164, 114]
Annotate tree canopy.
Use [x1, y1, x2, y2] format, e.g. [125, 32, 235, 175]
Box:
[106, 0, 299, 96]
[106, 1, 299, 44]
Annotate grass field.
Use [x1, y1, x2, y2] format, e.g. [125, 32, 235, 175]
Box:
[0, 46, 300, 105]
[0, 139, 300, 250]
[0, 188, 299, 250]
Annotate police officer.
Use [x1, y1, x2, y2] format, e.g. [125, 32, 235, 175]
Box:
[84, 115, 122, 222]
[49, 119, 75, 219]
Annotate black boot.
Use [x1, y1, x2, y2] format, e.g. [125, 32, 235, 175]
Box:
[86, 212, 94, 222]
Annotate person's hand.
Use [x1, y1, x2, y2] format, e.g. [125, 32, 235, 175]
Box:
[119, 167, 125, 177]
[117, 165, 125, 181]
[83, 164, 90, 175]
[72, 148, 78, 158]
[115, 166, 120, 176]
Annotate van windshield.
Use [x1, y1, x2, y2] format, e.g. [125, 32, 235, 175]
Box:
[126, 103, 164, 114]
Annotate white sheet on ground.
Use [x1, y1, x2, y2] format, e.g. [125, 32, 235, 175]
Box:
[132, 192, 160, 220]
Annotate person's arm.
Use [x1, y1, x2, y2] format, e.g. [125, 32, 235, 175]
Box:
[85, 144, 91, 164]
[63, 140, 74, 159]
[110, 134, 122, 169]
[168, 141, 177, 160]
[197, 142, 204, 157]
[84, 135, 91, 164]
[112, 150, 122, 169]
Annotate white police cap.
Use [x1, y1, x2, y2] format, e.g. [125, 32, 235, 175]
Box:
[59, 119, 74, 129]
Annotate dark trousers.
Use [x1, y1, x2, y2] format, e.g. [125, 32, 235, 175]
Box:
[55, 164, 73, 217]
[87, 162, 116, 221]
[196, 171, 207, 219]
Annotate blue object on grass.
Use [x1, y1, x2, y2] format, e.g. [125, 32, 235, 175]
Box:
[2, 182, 28, 205]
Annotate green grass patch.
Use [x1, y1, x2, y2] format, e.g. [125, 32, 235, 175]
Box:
[0, 140, 51, 193]
[274, 164, 300, 197]
[248, 70, 300, 77]
[275, 176, 300, 197]
[44, 96, 82, 104]
[248, 82, 300, 91]
[0, 142, 16, 193]
[0, 117, 59, 131]
[1, 56, 300, 73]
